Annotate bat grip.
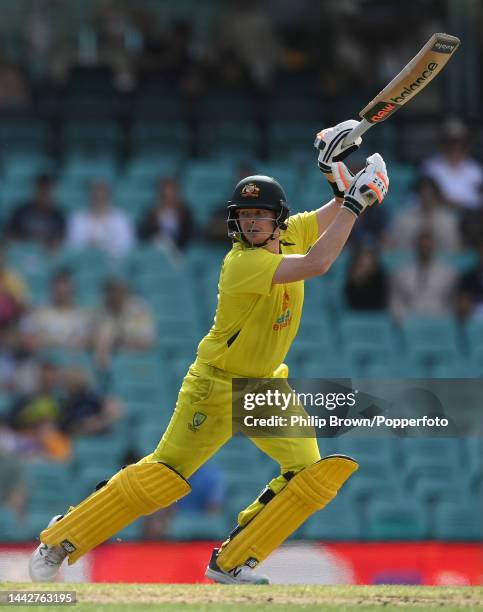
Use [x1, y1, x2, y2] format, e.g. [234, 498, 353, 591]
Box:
[342, 119, 373, 147]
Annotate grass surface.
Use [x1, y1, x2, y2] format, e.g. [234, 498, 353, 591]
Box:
[1, 583, 482, 611]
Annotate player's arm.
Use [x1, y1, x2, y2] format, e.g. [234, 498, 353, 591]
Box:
[273, 154, 389, 284]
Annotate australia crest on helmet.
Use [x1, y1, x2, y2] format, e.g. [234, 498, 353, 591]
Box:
[241, 182, 260, 198]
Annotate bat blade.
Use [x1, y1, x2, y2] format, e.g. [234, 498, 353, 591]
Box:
[360, 33, 460, 125]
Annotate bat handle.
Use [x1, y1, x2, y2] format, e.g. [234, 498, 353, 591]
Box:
[342, 118, 373, 147]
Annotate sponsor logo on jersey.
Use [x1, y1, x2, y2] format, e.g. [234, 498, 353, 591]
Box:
[273, 289, 292, 331]
[188, 411, 207, 432]
[241, 183, 260, 198]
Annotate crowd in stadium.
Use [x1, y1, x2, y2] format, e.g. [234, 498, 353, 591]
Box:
[0, 0, 481, 541]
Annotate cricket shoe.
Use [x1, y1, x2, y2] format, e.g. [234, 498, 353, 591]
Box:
[205, 548, 269, 584]
[29, 515, 67, 581]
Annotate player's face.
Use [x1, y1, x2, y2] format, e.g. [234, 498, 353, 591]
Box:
[238, 208, 277, 245]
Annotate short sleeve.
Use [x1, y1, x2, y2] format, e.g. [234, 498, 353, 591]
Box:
[284, 211, 319, 253]
[222, 249, 283, 295]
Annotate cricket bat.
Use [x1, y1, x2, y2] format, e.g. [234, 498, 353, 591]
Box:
[342, 33, 461, 147]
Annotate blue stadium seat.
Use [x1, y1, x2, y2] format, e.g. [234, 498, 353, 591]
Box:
[124, 155, 181, 183]
[61, 120, 122, 154]
[198, 120, 260, 159]
[340, 312, 396, 374]
[167, 511, 228, 540]
[433, 502, 482, 540]
[61, 154, 118, 184]
[25, 462, 74, 512]
[130, 120, 191, 157]
[2, 153, 56, 180]
[402, 316, 462, 372]
[301, 494, 361, 540]
[366, 499, 428, 539]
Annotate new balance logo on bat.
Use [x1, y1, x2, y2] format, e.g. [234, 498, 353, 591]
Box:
[389, 62, 439, 103]
[363, 101, 399, 123]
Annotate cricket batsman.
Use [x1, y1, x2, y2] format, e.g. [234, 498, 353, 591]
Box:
[30, 121, 389, 584]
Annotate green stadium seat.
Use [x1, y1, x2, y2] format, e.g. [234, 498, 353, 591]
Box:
[433, 502, 482, 540]
[465, 320, 483, 355]
[130, 120, 190, 157]
[340, 313, 396, 374]
[198, 120, 260, 158]
[73, 435, 126, 468]
[24, 509, 59, 540]
[255, 163, 300, 204]
[61, 120, 122, 154]
[0, 508, 23, 541]
[402, 316, 462, 370]
[115, 520, 143, 541]
[268, 121, 320, 160]
[366, 499, 428, 539]
[113, 183, 154, 221]
[25, 462, 74, 512]
[167, 511, 228, 540]
[2, 153, 56, 180]
[194, 93, 254, 121]
[301, 495, 361, 540]
[124, 155, 181, 183]
[401, 439, 462, 489]
[77, 464, 118, 499]
[412, 475, 470, 505]
[0, 117, 52, 153]
[61, 154, 118, 183]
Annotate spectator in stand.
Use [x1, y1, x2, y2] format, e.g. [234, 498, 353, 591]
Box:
[422, 118, 483, 210]
[344, 247, 388, 311]
[5, 360, 70, 462]
[21, 269, 93, 351]
[455, 243, 483, 322]
[422, 118, 483, 247]
[0, 58, 31, 110]
[0, 247, 30, 329]
[0, 326, 38, 393]
[390, 231, 458, 322]
[138, 177, 193, 251]
[67, 180, 135, 258]
[93, 278, 155, 370]
[60, 367, 121, 436]
[386, 177, 461, 252]
[7, 174, 65, 250]
[215, 0, 284, 89]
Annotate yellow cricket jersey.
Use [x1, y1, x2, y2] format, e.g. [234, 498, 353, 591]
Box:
[197, 211, 319, 377]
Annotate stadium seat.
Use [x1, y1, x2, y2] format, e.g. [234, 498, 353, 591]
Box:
[433, 502, 482, 540]
[0, 117, 52, 153]
[301, 495, 361, 540]
[198, 120, 260, 159]
[268, 120, 320, 161]
[61, 154, 118, 184]
[2, 153, 56, 180]
[412, 475, 470, 505]
[25, 462, 74, 512]
[73, 435, 126, 469]
[0, 508, 23, 541]
[61, 119, 123, 154]
[366, 499, 428, 539]
[124, 155, 182, 183]
[167, 511, 229, 540]
[130, 119, 191, 157]
[339, 312, 396, 374]
[402, 316, 462, 372]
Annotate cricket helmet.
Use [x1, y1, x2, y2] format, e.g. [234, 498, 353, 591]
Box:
[227, 175, 290, 245]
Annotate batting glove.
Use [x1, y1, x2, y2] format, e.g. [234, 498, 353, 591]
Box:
[314, 120, 362, 197]
[331, 153, 389, 217]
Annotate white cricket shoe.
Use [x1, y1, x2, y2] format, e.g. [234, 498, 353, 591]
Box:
[29, 515, 67, 581]
[205, 548, 269, 584]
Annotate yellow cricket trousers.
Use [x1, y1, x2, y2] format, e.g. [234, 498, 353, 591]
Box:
[140, 359, 321, 513]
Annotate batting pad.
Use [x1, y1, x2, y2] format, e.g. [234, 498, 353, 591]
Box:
[41, 462, 190, 564]
[216, 455, 358, 572]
